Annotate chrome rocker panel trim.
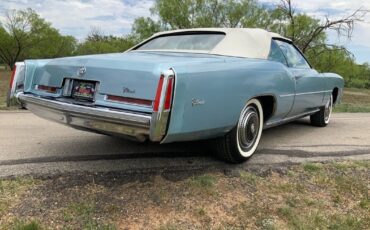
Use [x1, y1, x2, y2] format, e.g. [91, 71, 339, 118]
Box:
[18, 93, 153, 142]
[264, 109, 320, 129]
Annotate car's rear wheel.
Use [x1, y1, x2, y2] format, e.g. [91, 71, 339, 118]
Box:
[310, 94, 333, 127]
[216, 99, 263, 163]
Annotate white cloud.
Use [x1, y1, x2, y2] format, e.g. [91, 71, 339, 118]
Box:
[0, 0, 155, 40]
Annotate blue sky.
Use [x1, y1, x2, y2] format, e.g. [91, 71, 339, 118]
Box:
[0, 0, 369, 64]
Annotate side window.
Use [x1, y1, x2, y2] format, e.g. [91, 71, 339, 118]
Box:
[268, 40, 288, 66]
[275, 40, 310, 69]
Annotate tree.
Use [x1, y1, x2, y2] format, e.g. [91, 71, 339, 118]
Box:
[134, 0, 368, 54]
[132, 17, 162, 41]
[275, 0, 369, 53]
[74, 28, 136, 55]
[0, 8, 76, 70]
[271, 0, 370, 88]
[132, 0, 271, 41]
[129, 0, 370, 88]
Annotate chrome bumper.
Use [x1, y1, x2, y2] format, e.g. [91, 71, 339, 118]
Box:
[18, 93, 152, 141]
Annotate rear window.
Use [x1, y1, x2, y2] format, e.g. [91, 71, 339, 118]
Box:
[135, 33, 225, 51]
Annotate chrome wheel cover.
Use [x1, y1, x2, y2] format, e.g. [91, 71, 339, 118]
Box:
[324, 95, 333, 124]
[236, 99, 263, 158]
[238, 107, 259, 151]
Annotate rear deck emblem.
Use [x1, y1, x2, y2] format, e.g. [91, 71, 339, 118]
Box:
[123, 87, 135, 94]
[77, 67, 87, 77]
[192, 98, 205, 106]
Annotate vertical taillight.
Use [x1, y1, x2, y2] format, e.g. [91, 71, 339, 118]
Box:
[153, 75, 164, 112]
[150, 69, 175, 142]
[9, 65, 17, 89]
[153, 74, 174, 112]
[164, 77, 173, 110]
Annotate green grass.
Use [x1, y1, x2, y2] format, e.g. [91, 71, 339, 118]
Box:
[0, 69, 22, 109]
[0, 177, 38, 216]
[0, 69, 10, 108]
[62, 201, 116, 229]
[0, 178, 40, 230]
[334, 88, 370, 112]
[239, 171, 262, 185]
[303, 162, 322, 172]
[158, 223, 180, 230]
[189, 175, 217, 188]
[12, 220, 42, 230]
[0, 161, 369, 229]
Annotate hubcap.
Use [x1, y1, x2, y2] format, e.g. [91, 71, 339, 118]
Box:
[238, 107, 260, 151]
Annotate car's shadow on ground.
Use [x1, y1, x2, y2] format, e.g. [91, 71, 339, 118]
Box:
[0, 118, 314, 168]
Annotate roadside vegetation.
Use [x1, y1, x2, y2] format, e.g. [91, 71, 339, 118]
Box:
[0, 69, 19, 110]
[0, 69, 10, 109]
[0, 161, 369, 229]
[334, 88, 370, 112]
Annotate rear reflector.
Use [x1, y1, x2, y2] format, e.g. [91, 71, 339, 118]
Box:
[106, 95, 152, 106]
[9, 65, 17, 89]
[35, 85, 58, 93]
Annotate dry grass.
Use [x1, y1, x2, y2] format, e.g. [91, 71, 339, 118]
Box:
[0, 161, 369, 229]
[0, 177, 40, 230]
[334, 88, 370, 112]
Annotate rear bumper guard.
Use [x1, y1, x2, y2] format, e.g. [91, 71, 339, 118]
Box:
[18, 93, 156, 142]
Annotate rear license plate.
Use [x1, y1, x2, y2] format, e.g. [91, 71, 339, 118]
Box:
[72, 80, 96, 101]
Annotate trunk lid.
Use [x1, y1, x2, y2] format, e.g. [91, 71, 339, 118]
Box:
[24, 51, 225, 112]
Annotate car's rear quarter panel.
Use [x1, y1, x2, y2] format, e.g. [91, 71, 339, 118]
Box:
[321, 73, 345, 105]
[163, 58, 296, 143]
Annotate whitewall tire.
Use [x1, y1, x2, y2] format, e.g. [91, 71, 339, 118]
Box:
[216, 99, 263, 163]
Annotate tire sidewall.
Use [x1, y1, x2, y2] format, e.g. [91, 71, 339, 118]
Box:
[236, 99, 263, 158]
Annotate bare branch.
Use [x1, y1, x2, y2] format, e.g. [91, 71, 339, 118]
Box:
[278, 0, 369, 53]
[278, 0, 295, 42]
[301, 8, 369, 53]
[310, 43, 354, 58]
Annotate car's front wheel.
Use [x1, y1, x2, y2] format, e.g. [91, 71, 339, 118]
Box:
[216, 99, 263, 163]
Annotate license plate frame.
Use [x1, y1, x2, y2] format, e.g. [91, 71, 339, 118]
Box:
[71, 80, 96, 101]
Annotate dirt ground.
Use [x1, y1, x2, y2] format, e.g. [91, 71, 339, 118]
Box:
[0, 160, 369, 230]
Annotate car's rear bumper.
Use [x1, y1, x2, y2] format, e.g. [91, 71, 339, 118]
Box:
[18, 93, 152, 141]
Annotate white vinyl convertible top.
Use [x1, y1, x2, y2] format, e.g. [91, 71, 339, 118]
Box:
[130, 28, 291, 59]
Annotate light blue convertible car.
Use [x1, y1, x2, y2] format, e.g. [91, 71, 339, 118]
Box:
[9, 28, 344, 163]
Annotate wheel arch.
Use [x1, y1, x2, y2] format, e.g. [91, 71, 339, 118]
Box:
[252, 94, 277, 123]
[332, 87, 339, 105]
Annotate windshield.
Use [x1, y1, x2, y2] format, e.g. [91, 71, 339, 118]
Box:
[135, 33, 225, 51]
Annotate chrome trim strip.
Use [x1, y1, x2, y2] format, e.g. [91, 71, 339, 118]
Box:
[279, 94, 294, 97]
[18, 93, 151, 127]
[280, 90, 332, 98]
[264, 109, 320, 129]
[150, 69, 175, 142]
[104, 95, 153, 108]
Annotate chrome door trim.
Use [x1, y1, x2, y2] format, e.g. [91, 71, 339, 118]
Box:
[280, 90, 332, 98]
